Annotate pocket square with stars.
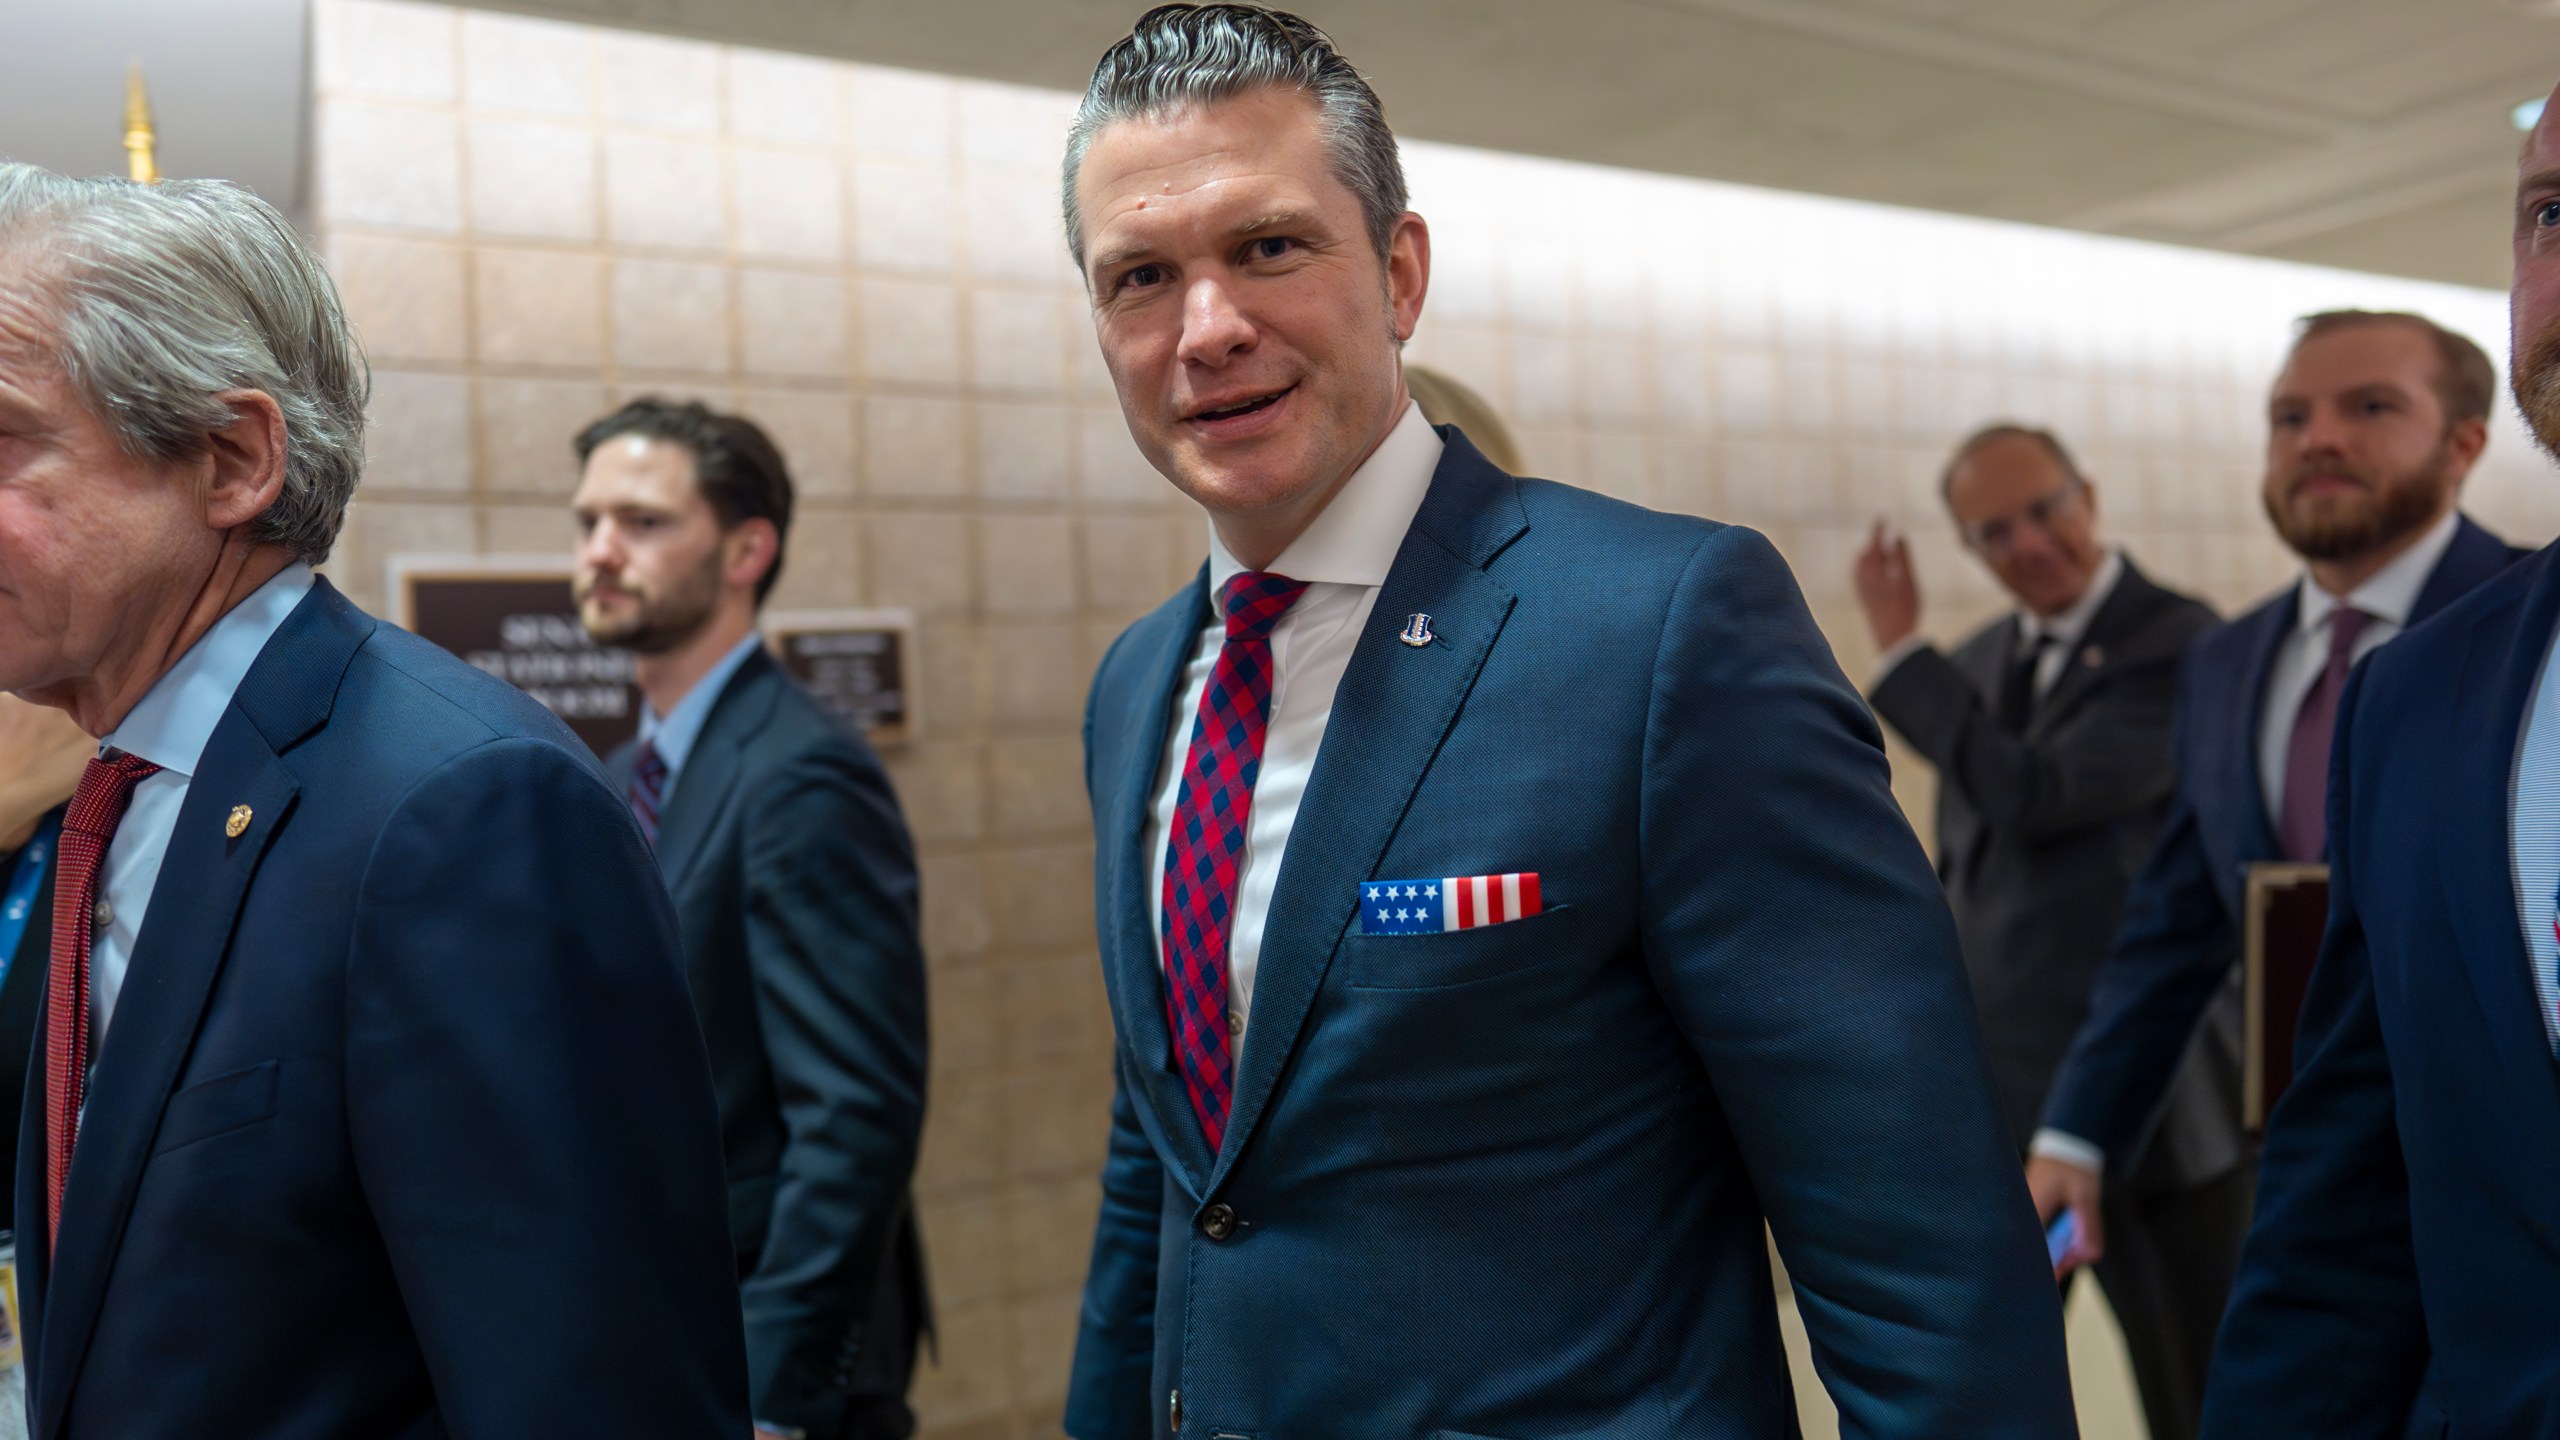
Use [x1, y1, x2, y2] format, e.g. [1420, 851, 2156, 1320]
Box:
[1359, 873, 1543, 935]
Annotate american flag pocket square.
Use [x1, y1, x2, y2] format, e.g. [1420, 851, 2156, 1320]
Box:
[1359, 873, 1542, 935]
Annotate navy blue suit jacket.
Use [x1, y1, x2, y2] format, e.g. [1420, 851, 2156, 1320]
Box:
[2040, 516, 2520, 1164]
[15, 579, 749, 1438]
[2204, 540, 2560, 1437]
[1066, 432, 2073, 1440]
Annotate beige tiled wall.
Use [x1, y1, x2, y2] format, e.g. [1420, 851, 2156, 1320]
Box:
[310, 3, 2558, 1435]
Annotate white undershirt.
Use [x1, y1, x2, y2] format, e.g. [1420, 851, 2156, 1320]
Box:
[1143, 403, 1442, 1056]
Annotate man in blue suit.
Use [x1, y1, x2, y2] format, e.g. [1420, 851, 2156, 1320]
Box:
[2197, 85, 2560, 1437]
[2026, 308, 2523, 1308]
[1059, 8, 2073, 1438]
[0, 168, 747, 1434]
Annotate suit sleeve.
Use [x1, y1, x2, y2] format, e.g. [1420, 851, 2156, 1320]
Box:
[1065, 632, 1166, 1440]
[346, 736, 748, 1436]
[737, 737, 930, 1431]
[1870, 632, 2190, 843]
[1064, 1061, 1166, 1440]
[2199, 664, 2425, 1437]
[1639, 526, 2075, 1439]
[2038, 655, 2244, 1160]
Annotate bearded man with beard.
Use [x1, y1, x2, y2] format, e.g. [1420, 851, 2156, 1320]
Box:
[572, 399, 931, 1440]
[2191, 103, 2560, 1436]
[2022, 309, 2524, 1427]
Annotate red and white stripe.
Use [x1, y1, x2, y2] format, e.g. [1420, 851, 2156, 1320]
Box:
[1442, 872, 1542, 930]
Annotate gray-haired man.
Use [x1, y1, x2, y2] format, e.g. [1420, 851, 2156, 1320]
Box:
[1063, 7, 2074, 1438]
[0, 167, 746, 1436]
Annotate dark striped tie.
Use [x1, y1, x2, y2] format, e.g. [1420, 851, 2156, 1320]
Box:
[628, 739, 668, 848]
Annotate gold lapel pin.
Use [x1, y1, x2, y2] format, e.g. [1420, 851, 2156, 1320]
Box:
[225, 804, 252, 839]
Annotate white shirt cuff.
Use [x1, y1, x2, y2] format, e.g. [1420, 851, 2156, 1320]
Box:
[1867, 635, 1932, 692]
[2030, 1127, 2104, 1178]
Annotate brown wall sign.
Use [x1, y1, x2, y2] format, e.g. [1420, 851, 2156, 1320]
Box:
[390, 560, 919, 755]
[390, 556, 640, 757]
[760, 608, 918, 748]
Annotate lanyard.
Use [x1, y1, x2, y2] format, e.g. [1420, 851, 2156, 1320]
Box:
[0, 813, 62, 985]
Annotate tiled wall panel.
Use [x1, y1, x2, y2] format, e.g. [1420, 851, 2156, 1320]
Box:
[310, 3, 2557, 1433]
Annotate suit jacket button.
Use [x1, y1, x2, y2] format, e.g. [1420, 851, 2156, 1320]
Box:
[1200, 1203, 1236, 1240]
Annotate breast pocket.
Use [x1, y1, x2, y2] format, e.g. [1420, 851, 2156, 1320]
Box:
[150, 1060, 280, 1156]
[1343, 905, 1579, 990]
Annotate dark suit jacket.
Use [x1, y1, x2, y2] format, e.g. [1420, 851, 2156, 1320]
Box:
[14, 579, 748, 1439]
[1065, 430, 2074, 1440]
[1871, 560, 2218, 1176]
[607, 648, 930, 1433]
[2041, 516, 2522, 1167]
[2204, 539, 2560, 1438]
[0, 807, 59, 1234]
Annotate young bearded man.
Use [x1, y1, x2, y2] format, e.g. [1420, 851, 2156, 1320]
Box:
[1059, 7, 2074, 1438]
[572, 400, 930, 1440]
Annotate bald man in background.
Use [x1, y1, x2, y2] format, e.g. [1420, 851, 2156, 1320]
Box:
[1857, 424, 2222, 1440]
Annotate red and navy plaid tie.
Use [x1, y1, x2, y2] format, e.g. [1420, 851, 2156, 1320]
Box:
[47, 749, 160, 1255]
[1162, 571, 1306, 1151]
[628, 739, 668, 848]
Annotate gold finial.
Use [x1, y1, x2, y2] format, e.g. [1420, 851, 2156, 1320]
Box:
[123, 64, 159, 185]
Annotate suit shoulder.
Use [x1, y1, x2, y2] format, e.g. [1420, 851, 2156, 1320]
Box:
[2364, 542, 2549, 696]
[335, 623, 611, 785]
[754, 664, 893, 776]
[1502, 477, 1774, 605]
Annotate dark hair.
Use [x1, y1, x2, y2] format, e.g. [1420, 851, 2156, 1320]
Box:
[1939, 422, 2087, 504]
[2293, 310, 2497, 429]
[1064, 4, 1407, 271]
[575, 398, 794, 606]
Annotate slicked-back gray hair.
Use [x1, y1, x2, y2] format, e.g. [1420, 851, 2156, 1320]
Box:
[1062, 3, 1408, 273]
[0, 164, 367, 564]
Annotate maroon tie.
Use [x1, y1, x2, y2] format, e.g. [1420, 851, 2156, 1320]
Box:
[46, 751, 160, 1254]
[2277, 607, 2371, 863]
[1161, 572, 1305, 1151]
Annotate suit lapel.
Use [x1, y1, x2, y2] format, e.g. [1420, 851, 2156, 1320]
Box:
[2437, 549, 2560, 1101]
[1099, 571, 1219, 1190]
[651, 652, 780, 894]
[1209, 439, 1526, 1190]
[2228, 592, 2297, 860]
[2027, 563, 2159, 735]
[32, 582, 366, 1435]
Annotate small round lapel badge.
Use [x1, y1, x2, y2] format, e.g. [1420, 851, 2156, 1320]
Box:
[2080, 645, 2104, 669]
[225, 804, 253, 839]
[1398, 613, 1436, 648]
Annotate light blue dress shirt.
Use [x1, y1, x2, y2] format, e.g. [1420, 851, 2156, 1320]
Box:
[2510, 620, 2560, 1050]
[94, 562, 315, 1040]
[635, 632, 764, 804]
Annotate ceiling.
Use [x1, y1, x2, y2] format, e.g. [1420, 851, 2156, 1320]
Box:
[475, 0, 2560, 290]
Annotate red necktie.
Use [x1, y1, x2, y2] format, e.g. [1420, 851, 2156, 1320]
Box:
[1162, 571, 1305, 1151]
[47, 751, 160, 1254]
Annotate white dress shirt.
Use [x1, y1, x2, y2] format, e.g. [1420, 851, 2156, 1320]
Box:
[93, 562, 315, 1041]
[2509, 618, 2560, 1051]
[2254, 509, 2459, 826]
[1870, 549, 2124, 698]
[635, 631, 764, 802]
[1144, 402, 1442, 1055]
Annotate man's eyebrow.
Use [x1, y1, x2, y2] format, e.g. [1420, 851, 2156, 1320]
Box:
[2520, 167, 2560, 200]
[1233, 210, 1314, 236]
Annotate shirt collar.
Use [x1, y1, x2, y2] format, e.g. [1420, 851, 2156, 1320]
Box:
[1205, 401, 1444, 594]
[2019, 549, 2125, 652]
[102, 563, 316, 780]
[2293, 508, 2461, 635]
[636, 631, 764, 781]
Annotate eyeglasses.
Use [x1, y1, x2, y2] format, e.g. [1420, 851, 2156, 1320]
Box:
[1962, 482, 2087, 556]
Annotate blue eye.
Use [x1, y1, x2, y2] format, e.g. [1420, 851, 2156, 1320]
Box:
[2540, 200, 2560, 228]
[1122, 264, 1167, 291]
[1252, 237, 1292, 260]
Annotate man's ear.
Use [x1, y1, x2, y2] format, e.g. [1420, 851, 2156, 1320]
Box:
[201, 389, 290, 533]
[724, 517, 781, 596]
[1386, 212, 1430, 343]
[2445, 415, 2490, 483]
